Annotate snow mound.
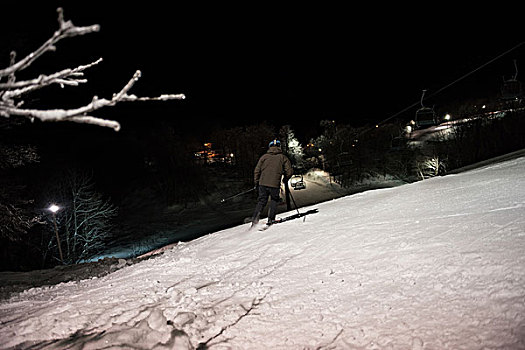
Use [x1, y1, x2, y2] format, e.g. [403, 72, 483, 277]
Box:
[1, 156, 524, 349]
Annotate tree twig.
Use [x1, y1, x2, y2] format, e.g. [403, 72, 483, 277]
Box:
[0, 8, 100, 79]
[0, 58, 103, 97]
[0, 8, 185, 131]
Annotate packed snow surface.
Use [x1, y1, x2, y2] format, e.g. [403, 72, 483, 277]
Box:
[1, 157, 525, 349]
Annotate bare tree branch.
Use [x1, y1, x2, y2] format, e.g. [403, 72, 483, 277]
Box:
[0, 8, 186, 131]
[0, 8, 100, 78]
[2, 70, 185, 131]
[0, 58, 102, 94]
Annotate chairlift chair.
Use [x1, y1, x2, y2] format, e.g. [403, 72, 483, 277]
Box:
[290, 175, 306, 190]
[501, 80, 522, 100]
[501, 59, 523, 100]
[414, 90, 438, 129]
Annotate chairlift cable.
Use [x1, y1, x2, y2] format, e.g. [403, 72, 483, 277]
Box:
[358, 40, 525, 136]
[423, 41, 524, 102]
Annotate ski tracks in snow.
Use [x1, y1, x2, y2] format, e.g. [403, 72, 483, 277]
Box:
[1, 156, 525, 349]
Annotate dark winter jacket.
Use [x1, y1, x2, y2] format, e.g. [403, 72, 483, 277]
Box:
[254, 146, 293, 188]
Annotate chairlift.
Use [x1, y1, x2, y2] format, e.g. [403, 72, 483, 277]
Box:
[501, 60, 523, 100]
[414, 89, 438, 129]
[290, 175, 306, 190]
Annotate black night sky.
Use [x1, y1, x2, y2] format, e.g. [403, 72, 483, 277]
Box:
[2, 3, 523, 142]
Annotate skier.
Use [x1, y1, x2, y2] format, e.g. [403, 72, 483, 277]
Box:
[251, 139, 293, 226]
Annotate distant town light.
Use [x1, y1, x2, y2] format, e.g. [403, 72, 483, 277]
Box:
[48, 204, 60, 213]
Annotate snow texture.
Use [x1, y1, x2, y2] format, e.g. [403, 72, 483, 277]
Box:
[1, 156, 524, 349]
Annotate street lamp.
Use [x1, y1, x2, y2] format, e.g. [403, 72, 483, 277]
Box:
[48, 204, 64, 264]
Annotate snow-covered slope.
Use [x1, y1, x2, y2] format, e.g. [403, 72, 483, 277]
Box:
[1, 156, 524, 349]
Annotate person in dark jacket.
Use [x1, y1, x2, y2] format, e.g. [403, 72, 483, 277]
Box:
[251, 139, 293, 226]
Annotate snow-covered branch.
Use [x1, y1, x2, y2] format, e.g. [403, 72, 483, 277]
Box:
[0, 8, 185, 131]
[0, 58, 102, 96]
[2, 70, 185, 131]
[0, 8, 100, 79]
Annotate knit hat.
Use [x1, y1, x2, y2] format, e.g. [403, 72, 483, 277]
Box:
[268, 139, 281, 148]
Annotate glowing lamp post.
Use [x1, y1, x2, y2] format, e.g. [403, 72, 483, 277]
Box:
[48, 204, 64, 264]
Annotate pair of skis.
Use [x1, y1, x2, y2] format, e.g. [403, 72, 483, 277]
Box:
[250, 219, 283, 231]
[247, 208, 319, 231]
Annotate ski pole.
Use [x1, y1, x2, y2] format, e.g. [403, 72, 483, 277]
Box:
[220, 186, 257, 203]
[288, 190, 307, 222]
[288, 188, 302, 218]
